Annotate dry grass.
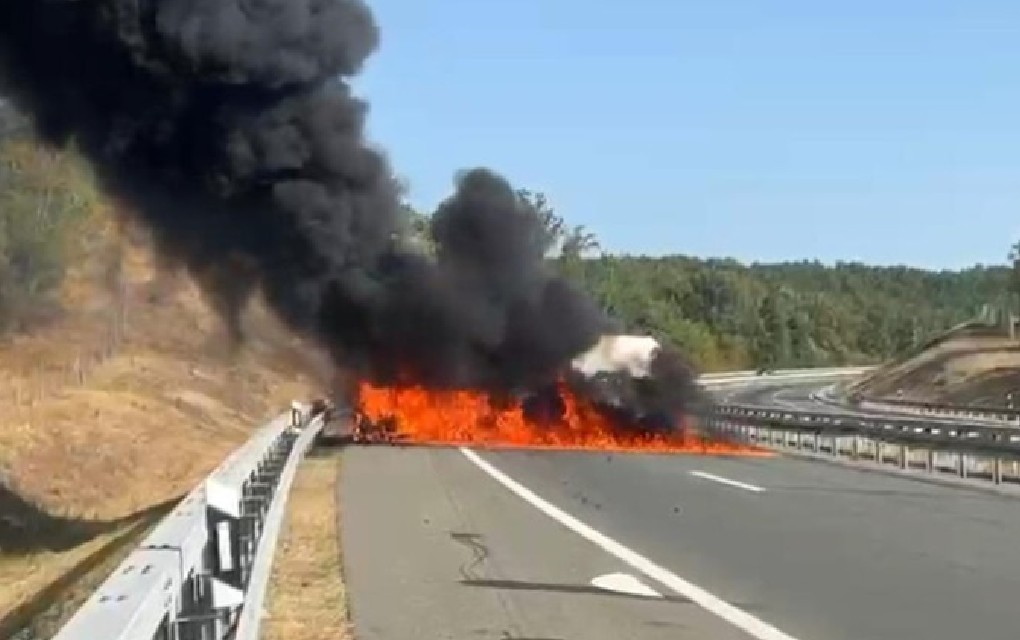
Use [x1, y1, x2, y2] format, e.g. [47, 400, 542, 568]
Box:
[852, 332, 1020, 404]
[262, 450, 351, 640]
[0, 240, 325, 619]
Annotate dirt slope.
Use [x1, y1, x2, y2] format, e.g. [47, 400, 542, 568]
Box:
[848, 325, 1020, 406]
[0, 240, 325, 620]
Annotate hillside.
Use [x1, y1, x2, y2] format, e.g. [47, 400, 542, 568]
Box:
[0, 236, 324, 620]
[846, 323, 1020, 407]
[0, 133, 337, 631]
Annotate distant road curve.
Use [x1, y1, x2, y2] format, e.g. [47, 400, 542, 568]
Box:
[716, 379, 1008, 428]
[716, 380, 845, 412]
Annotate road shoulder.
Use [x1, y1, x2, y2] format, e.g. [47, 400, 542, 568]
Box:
[263, 448, 351, 640]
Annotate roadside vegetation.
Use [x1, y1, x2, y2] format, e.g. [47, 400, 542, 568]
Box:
[0, 120, 321, 625]
[263, 451, 351, 640]
[0, 133, 111, 335]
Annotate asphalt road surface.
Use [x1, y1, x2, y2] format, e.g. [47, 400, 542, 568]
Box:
[340, 438, 1020, 639]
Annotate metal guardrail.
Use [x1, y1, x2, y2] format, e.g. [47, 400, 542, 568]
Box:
[810, 378, 1020, 425]
[707, 404, 1020, 485]
[52, 405, 325, 640]
[699, 366, 874, 387]
[699, 366, 873, 379]
[854, 396, 1020, 425]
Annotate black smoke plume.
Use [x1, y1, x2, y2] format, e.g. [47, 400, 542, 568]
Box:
[0, 0, 700, 417]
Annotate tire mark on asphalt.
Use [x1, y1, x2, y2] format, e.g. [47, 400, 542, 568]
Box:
[429, 450, 531, 639]
[450, 532, 490, 581]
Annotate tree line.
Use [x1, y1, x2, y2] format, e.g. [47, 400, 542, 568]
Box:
[405, 191, 1010, 372]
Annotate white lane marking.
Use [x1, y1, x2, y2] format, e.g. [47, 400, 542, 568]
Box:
[591, 572, 662, 598]
[689, 471, 765, 493]
[460, 448, 798, 640]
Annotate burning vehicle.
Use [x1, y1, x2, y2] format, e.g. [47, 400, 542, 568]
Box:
[0, 0, 752, 455]
[346, 333, 755, 455]
[351, 413, 405, 445]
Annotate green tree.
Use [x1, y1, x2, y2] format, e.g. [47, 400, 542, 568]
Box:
[515, 189, 564, 256]
[1007, 241, 1020, 316]
[0, 139, 103, 332]
[571, 254, 1005, 371]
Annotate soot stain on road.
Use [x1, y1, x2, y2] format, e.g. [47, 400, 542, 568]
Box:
[450, 531, 490, 581]
[569, 490, 603, 511]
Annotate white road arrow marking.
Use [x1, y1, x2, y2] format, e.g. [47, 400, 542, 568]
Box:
[591, 572, 662, 598]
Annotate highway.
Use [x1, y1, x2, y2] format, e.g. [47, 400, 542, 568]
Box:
[339, 381, 1020, 640]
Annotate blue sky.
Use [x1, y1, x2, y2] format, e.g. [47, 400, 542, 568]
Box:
[351, 0, 1020, 269]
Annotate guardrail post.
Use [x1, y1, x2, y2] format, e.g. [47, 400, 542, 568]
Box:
[236, 430, 297, 588]
[204, 411, 306, 629]
[176, 569, 221, 640]
[208, 510, 242, 591]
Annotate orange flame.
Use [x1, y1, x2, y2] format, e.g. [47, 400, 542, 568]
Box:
[357, 381, 769, 455]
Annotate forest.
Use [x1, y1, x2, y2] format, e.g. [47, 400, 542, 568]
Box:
[566, 254, 1007, 371]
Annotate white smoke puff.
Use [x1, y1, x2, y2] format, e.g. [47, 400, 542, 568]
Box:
[570, 334, 661, 379]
